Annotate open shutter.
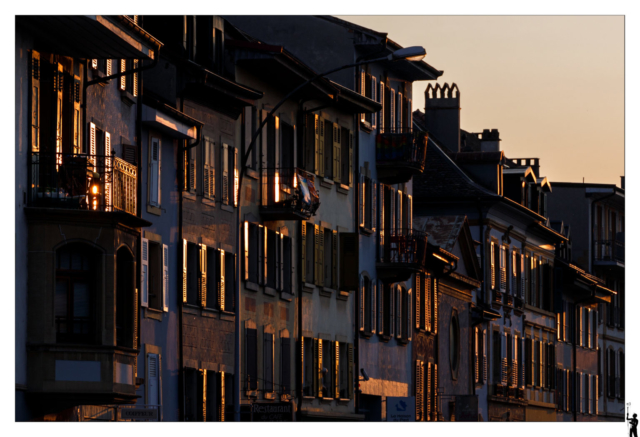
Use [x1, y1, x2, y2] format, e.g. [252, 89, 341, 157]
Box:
[501, 332, 508, 385]
[407, 195, 413, 231]
[512, 335, 518, 387]
[371, 180, 377, 231]
[500, 246, 506, 292]
[147, 353, 159, 406]
[119, 59, 126, 90]
[182, 239, 188, 303]
[132, 59, 139, 96]
[377, 280, 384, 335]
[595, 375, 599, 414]
[150, 138, 160, 206]
[432, 279, 438, 335]
[219, 250, 225, 311]
[520, 337, 525, 388]
[389, 284, 395, 337]
[359, 174, 365, 228]
[483, 329, 488, 383]
[163, 244, 169, 312]
[359, 275, 365, 332]
[318, 226, 324, 287]
[379, 80, 385, 131]
[378, 184, 385, 262]
[316, 339, 323, 398]
[475, 328, 479, 383]
[587, 309, 592, 348]
[490, 242, 496, 290]
[199, 244, 207, 307]
[141, 238, 149, 307]
[433, 364, 438, 420]
[390, 88, 396, 130]
[261, 226, 267, 286]
[233, 147, 238, 206]
[317, 115, 324, 177]
[407, 288, 412, 341]
[371, 76, 377, 129]
[244, 222, 249, 281]
[348, 131, 353, 186]
[360, 69, 366, 122]
[415, 273, 421, 329]
[426, 274, 432, 332]
[370, 281, 377, 335]
[203, 137, 214, 199]
[520, 253, 525, 299]
[221, 143, 228, 204]
[332, 230, 338, 290]
[426, 363, 432, 420]
[396, 286, 402, 339]
[106, 59, 112, 76]
[416, 360, 423, 421]
[396, 190, 402, 234]
[30, 51, 40, 152]
[301, 222, 307, 283]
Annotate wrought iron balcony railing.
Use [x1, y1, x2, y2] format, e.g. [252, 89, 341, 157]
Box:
[29, 152, 137, 215]
[260, 167, 319, 221]
[375, 127, 428, 184]
[593, 239, 624, 264]
[380, 228, 428, 268]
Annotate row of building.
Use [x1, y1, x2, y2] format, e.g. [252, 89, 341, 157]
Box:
[15, 15, 625, 422]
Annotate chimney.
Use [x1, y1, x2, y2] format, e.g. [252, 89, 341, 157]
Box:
[424, 83, 460, 153]
[480, 129, 501, 152]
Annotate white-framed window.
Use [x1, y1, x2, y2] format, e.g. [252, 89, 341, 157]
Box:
[203, 136, 215, 199]
[141, 237, 169, 312]
[149, 136, 161, 206]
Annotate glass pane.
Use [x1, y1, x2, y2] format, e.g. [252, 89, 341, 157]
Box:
[71, 250, 83, 270]
[58, 248, 70, 270]
[55, 280, 68, 317]
[73, 281, 90, 319]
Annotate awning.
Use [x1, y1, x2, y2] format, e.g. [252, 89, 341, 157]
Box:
[16, 15, 161, 60]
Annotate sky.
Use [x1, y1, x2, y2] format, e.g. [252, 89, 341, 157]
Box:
[338, 16, 624, 186]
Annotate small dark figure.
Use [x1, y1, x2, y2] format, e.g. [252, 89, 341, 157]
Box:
[628, 413, 638, 437]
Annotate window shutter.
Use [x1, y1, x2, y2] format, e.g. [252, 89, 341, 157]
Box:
[432, 279, 438, 335]
[499, 246, 506, 292]
[220, 144, 229, 203]
[182, 239, 188, 303]
[332, 230, 338, 289]
[203, 138, 215, 199]
[163, 244, 169, 312]
[481, 329, 488, 384]
[426, 274, 431, 332]
[30, 51, 40, 152]
[301, 222, 309, 284]
[150, 138, 160, 206]
[360, 69, 366, 123]
[595, 375, 599, 414]
[359, 275, 365, 332]
[133, 59, 139, 97]
[199, 244, 207, 307]
[348, 131, 353, 186]
[317, 116, 324, 177]
[246, 328, 258, 390]
[397, 92, 403, 130]
[389, 284, 395, 337]
[512, 335, 518, 387]
[377, 280, 384, 335]
[379, 80, 385, 131]
[540, 341, 545, 388]
[243, 222, 250, 281]
[332, 123, 341, 183]
[520, 336, 525, 388]
[371, 281, 377, 335]
[378, 184, 385, 262]
[416, 360, 423, 421]
[106, 59, 112, 76]
[587, 309, 592, 348]
[433, 363, 438, 420]
[371, 180, 377, 231]
[396, 190, 402, 234]
[474, 328, 479, 383]
[141, 238, 149, 307]
[318, 226, 324, 287]
[119, 59, 126, 90]
[316, 339, 323, 398]
[201, 369, 208, 421]
[261, 226, 267, 286]
[300, 337, 305, 393]
[416, 273, 421, 329]
[347, 343, 354, 399]
[490, 241, 496, 290]
[578, 306, 583, 347]
[359, 174, 365, 228]
[390, 188, 396, 237]
[525, 337, 532, 386]
[511, 250, 517, 293]
[219, 250, 225, 311]
[219, 371, 226, 421]
[407, 195, 413, 231]
[147, 353, 159, 406]
[281, 337, 291, 395]
[390, 88, 396, 131]
[594, 309, 598, 348]
[500, 332, 507, 385]
[396, 286, 402, 339]
[333, 341, 339, 399]
[371, 76, 377, 129]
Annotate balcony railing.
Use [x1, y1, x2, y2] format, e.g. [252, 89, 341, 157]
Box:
[29, 152, 136, 215]
[593, 239, 624, 264]
[375, 127, 428, 184]
[259, 167, 319, 221]
[493, 289, 504, 305]
[377, 228, 428, 282]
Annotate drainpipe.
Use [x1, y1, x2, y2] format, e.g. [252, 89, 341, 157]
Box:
[354, 64, 361, 416]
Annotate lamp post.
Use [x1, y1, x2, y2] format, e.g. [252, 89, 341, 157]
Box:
[233, 46, 427, 422]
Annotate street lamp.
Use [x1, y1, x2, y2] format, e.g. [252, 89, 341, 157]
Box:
[233, 46, 427, 422]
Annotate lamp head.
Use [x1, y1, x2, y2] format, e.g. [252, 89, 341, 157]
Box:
[389, 46, 426, 62]
[360, 368, 369, 381]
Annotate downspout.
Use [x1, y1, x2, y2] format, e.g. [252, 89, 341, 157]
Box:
[297, 99, 304, 420]
[354, 64, 361, 416]
[179, 94, 185, 421]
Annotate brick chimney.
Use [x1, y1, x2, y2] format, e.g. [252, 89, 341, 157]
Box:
[480, 129, 501, 152]
[424, 83, 460, 153]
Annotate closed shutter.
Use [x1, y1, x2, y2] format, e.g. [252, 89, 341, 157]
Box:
[620, 350, 625, 399]
[246, 328, 257, 390]
[501, 332, 508, 385]
[396, 190, 402, 234]
[199, 244, 207, 307]
[182, 239, 188, 303]
[281, 337, 291, 395]
[371, 180, 377, 231]
[141, 237, 149, 307]
[371, 281, 377, 335]
[264, 332, 274, 392]
[106, 59, 112, 76]
[512, 335, 518, 387]
[540, 341, 545, 388]
[475, 328, 479, 383]
[406, 288, 412, 341]
[379, 80, 385, 131]
[332, 341, 339, 399]
[407, 195, 413, 231]
[500, 246, 506, 292]
[301, 222, 307, 283]
[396, 286, 402, 339]
[163, 244, 169, 312]
[260, 226, 267, 286]
[377, 280, 384, 335]
[415, 273, 421, 329]
[359, 275, 365, 332]
[347, 343, 354, 399]
[133, 59, 139, 96]
[416, 360, 423, 421]
[147, 353, 159, 406]
[579, 306, 583, 347]
[594, 309, 598, 348]
[483, 329, 488, 383]
[433, 364, 438, 420]
[332, 230, 338, 290]
[30, 51, 40, 152]
[219, 372, 226, 421]
[587, 309, 592, 348]
[520, 336, 525, 388]
[490, 242, 496, 290]
[348, 131, 353, 186]
[219, 250, 225, 310]
[360, 69, 366, 122]
[221, 144, 229, 203]
[595, 375, 599, 414]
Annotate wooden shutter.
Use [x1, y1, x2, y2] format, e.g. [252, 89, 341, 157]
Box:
[348, 131, 353, 186]
[317, 115, 324, 177]
[389, 284, 395, 337]
[378, 184, 385, 262]
[219, 250, 225, 310]
[219, 372, 226, 421]
[182, 239, 188, 303]
[595, 375, 599, 414]
[359, 275, 365, 332]
[520, 337, 525, 388]
[332, 230, 338, 290]
[261, 226, 267, 285]
[475, 328, 479, 383]
[579, 306, 583, 347]
[119, 59, 126, 90]
[426, 363, 432, 420]
[433, 364, 438, 419]
[377, 280, 384, 335]
[203, 137, 215, 199]
[483, 329, 488, 383]
[281, 337, 291, 395]
[513, 335, 518, 387]
[316, 339, 323, 398]
[199, 244, 207, 307]
[371, 180, 377, 231]
[333, 341, 339, 399]
[416, 273, 421, 329]
[490, 242, 496, 290]
[370, 281, 377, 335]
[587, 309, 592, 348]
[132, 59, 139, 96]
[246, 328, 257, 390]
[500, 246, 507, 292]
[243, 222, 249, 281]
[318, 226, 324, 287]
[432, 279, 438, 335]
[149, 138, 160, 206]
[359, 174, 365, 228]
[416, 360, 423, 421]
[407, 195, 413, 231]
[396, 190, 402, 234]
[397, 92, 403, 130]
[520, 253, 525, 299]
[30, 51, 40, 152]
[141, 238, 149, 308]
[221, 143, 229, 204]
[106, 59, 112, 76]
[347, 343, 354, 399]
[379, 80, 385, 131]
[425, 274, 432, 332]
[301, 222, 308, 283]
[396, 286, 402, 339]
[390, 88, 396, 130]
[163, 244, 169, 312]
[332, 123, 341, 183]
[147, 353, 159, 406]
[371, 76, 377, 129]
[360, 69, 366, 122]
[501, 332, 508, 385]
[407, 288, 412, 341]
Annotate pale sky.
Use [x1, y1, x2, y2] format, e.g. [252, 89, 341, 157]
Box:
[338, 16, 624, 186]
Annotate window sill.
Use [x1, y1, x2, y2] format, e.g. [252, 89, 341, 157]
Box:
[302, 283, 316, 294]
[360, 331, 373, 339]
[220, 311, 235, 321]
[302, 396, 315, 402]
[221, 204, 235, 213]
[320, 397, 334, 404]
[337, 184, 350, 195]
[264, 287, 277, 297]
[144, 307, 164, 321]
[246, 168, 259, 180]
[360, 121, 373, 133]
[379, 334, 392, 342]
[337, 290, 350, 301]
[245, 390, 259, 398]
[280, 292, 294, 302]
[201, 307, 219, 318]
[147, 204, 162, 216]
[360, 226, 375, 236]
[202, 197, 216, 208]
[319, 178, 334, 189]
[280, 394, 293, 402]
[397, 338, 410, 345]
[245, 281, 260, 292]
[319, 287, 335, 298]
[183, 191, 197, 202]
[263, 392, 277, 400]
[337, 398, 351, 405]
[120, 89, 137, 106]
[183, 304, 200, 314]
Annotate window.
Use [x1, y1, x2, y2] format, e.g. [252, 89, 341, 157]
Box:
[324, 228, 334, 289]
[185, 143, 196, 195]
[118, 59, 138, 96]
[203, 136, 215, 199]
[141, 238, 168, 312]
[302, 337, 314, 396]
[184, 368, 230, 422]
[301, 222, 336, 289]
[220, 143, 238, 206]
[340, 126, 353, 186]
[359, 173, 377, 231]
[202, 247, 234, 312]
[244, 222, 292, 295]
[321, 340, 334, 398]
[359, 69, 374, 127]
[378, 79, 385, 131]
[263, 328, 274, 393]
[243, 106, 258, 171]
[359, 275, 375, 335]
[182, 241, 199, 305]
[280, 333, 291, 395]
[450, 312, 460, 378]
[474, 327, 487, 384]
[246, 323, 258, 391]
[338, 342, 352, 399]
[493, 331, 501, 383]
[323, 120, 333, 180]
[55, 243, 99, 344]
[396, 286, 411, 342]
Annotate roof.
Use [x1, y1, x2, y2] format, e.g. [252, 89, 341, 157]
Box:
[415, 215, 466, 253]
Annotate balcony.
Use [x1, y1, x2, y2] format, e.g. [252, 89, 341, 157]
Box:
[29, 152, 137, 215]
[492, 289, 504, 305]
[376, 228, 428, 283]
[593, 239, 624, 268]
[259, 167, 319, 221]
[375, 127, 428, 185]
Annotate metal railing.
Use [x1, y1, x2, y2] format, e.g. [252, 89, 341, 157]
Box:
[260, 167, 319, 218]
[375, 128, 428, 170]
[593, 239, 624, 263]
[382, 228, 428, 267]
[29, 152, 136, 215]
[77, 404, 161, 422]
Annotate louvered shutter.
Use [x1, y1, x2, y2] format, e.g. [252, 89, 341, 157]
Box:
[483, 329, 488, 383]
[540, 341, 545, 388]
[390, 284, 395, 337]
[360, 69, 366, 123]
[579, 306, 583, 347]
[318, 227, 325, 287]
[89, 122, 96, 169]
[141, 238, 149, 307]
[244, 222, 249, 281]
[219, 250, 225, 310]
[315, 339, 323, 398]
[512, 335, 518, 387]
[203, 138, 215, 199]
[359, 275, 365, 332]
[587, 309, 592, 348]
[594, 309, 598, 349]
[407, 195, 413, 231]
[277, 232, 283, 291]
[149, 138, 160, 206]
[520, 336, 525, 388]
[371, 180, 377, 231]
[246, 328, 258, 390]
[490, 242, 495, 290]
[432, 279, 438, 335]
[301, 222, 308, 283]
[390, 88, 396, 131]
[501, 332, 507, 385]
[379, 80, 385, 131]
[370, 280, 377, 335]
[201, 369, 207, 421]
[182, 239, 188, 303]
[525, 337, 532, 386]
[314, 225, 321, 286]
[433, 364, 438, 420]
[500, 246, 506, 292]
[199, 244, 207, 307]
[219, 372, 226, 421]
[163, 244, 169, 312]
[397, 92, 403, 130]
[396, 286, 402, 339]
[511, 250, 517, 294]
[261, 226, 267, 285]
[221, 143, 228, 203]
[595, 375, 599, 414]
[378, 184, 385, 262]
[347, 344, 354, 399]
[348, 131, 353, 186]
[396, 190, 402, 235]
[148, 353, 159, 406]
[416, 360, 423, 421]
[334, 341, 340, 399]
[30, 51, 40, 152]
[520, 253, 525, 299]
[119, 59, 126, 90]
[475, 328, 479, 383]
[426, 362, 432, 421]
[416, 273, 421, 329]
[106, 59, 112, 76]
[133, 59, 139, 96]
[317, 115, 324, 177]
[426, 274, 431, 332]
[377, 280, 384, 335]
[332, 230, 338, 289]
[332, 123, 340, 183]
[407, 288, 412, 341]
[281, 337, 291, 395]
[359, 174, 365, 228]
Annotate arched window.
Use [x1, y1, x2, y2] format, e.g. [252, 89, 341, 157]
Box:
[116, 246, 135, 348]
[55, 243, 99, 344]
[450, 311, 460, 379]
